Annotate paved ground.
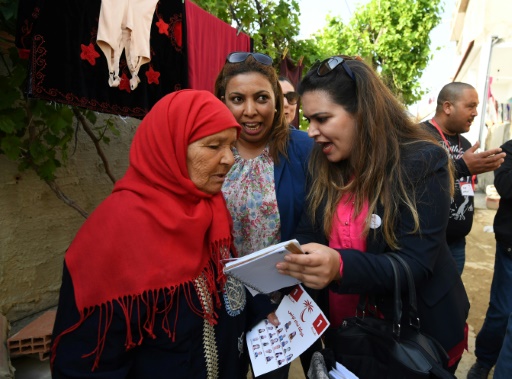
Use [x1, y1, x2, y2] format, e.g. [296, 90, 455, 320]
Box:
[10, 194, 498, 379]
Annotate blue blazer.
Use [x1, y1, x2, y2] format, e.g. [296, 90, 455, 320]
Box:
[275, 128, 314, 241]
[295, 141, 470, 352]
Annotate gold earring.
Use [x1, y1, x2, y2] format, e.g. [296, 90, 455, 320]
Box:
[275, 109, 277, 113]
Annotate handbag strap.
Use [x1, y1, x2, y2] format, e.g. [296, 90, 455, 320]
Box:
[355, 254, 417, 338]
[355, 255, 403, 337]
[384, 255, 402, 337]
[387, 252, 421, 330]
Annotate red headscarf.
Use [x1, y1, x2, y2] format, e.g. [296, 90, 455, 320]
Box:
[54, 90, 241, 369]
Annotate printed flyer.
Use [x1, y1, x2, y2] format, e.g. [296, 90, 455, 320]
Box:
[247, 284, 330, 377]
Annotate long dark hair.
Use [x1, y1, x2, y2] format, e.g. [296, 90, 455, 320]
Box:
[298, 56, 451, 248]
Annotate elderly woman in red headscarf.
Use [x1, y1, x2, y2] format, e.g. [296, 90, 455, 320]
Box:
[50, 90, 277, 378]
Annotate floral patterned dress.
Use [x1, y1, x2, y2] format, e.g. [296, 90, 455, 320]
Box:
[222, 146, 281, 257]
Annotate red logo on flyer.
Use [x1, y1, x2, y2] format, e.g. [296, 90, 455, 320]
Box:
[300, 299, 315, 322]
[289, 285, 303, 302]
[312, 313, 328, 335]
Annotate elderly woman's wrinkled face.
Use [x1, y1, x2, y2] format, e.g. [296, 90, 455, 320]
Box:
[224, 72, 276, 147]
[187, 128, 238, 195]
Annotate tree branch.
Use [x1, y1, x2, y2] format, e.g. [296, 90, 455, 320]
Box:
[72, 108, 117, 184]
[253, 0, 268, 49]
[45, 179, 89, 219]
[228, 3, 243, 31]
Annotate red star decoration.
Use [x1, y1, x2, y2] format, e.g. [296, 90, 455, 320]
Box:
[80, 43, 100, 66]
[145, 66, 160, 84]
[119, 73, 131, 93]
[156, 18, 169, 36]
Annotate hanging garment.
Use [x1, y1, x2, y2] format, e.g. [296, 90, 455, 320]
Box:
[17, 0, 186, 118]
[14, 0, 43, 59]
[184, 0, 251, 93]
[279, 56, 302, 87]
[96, 0, 159, 90]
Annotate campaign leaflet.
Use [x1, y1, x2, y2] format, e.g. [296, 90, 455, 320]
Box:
[247, 284, 330, 377]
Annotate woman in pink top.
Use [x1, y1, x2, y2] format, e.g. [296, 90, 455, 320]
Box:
[276, 56, 470, 375]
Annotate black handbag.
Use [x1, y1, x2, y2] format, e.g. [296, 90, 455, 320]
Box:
[323, 253, 456, 379]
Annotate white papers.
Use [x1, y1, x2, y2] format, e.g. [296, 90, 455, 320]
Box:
[223, 239, 303, 294]
[247, 284, 330, 377]
[329, 362, 359, 379]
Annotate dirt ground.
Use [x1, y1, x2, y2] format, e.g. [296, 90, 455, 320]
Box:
[258, 205, 498, 379]
[457, 207, 497, 378]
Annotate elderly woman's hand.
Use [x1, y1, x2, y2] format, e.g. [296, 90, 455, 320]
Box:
[276, 243, 341, 289]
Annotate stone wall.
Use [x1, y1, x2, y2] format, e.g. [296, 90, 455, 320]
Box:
[0, 115, 139, 322]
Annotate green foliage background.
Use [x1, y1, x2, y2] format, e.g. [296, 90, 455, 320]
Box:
[314, 0, 442, 104]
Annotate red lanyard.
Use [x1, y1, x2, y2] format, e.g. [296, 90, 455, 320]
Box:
[430, 119, 460, 156]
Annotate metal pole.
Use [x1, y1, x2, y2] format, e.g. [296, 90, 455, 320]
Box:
[479, 36, 500, 145]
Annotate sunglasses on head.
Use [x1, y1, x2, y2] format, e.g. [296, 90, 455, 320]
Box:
[316, 56, 356, 81]
[226, 52, 273, 66]
[283, 91, 299, 105]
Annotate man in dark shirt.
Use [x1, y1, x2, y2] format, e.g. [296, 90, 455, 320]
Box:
[423, 82, 505, 274]
[467, 138, 512, 378]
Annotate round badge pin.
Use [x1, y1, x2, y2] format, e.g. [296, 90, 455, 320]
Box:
[370, 214, 382, 229]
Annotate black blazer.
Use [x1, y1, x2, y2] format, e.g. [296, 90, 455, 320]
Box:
[295, 141, 470, 352]
[494, 139, 512, 249]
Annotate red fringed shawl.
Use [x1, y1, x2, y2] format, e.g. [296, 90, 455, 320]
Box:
[52, 90, 241, 369]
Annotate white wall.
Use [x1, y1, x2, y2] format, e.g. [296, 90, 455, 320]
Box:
[451, 0, 512, 145]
